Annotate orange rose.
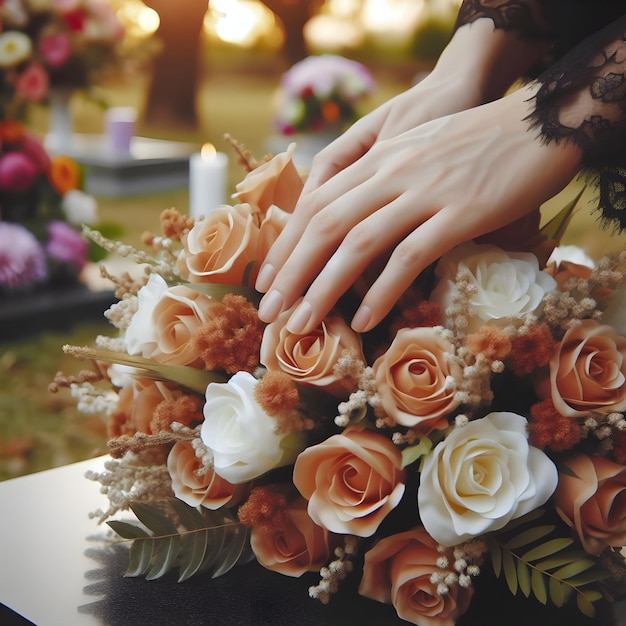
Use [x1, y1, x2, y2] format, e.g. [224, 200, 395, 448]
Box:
[167, 440, 247, 509]
[147, 285, 216, 367]
[260, 300, 364, 396]
[177, 203, 261, 286]
[232, 143, 303, 214]
[109, 378, 180, 437]
[547, 319, 626, 418]
[250, 488, 332, 577]
[373, 327, 462, 433]
[293, 425, 406, 537]
[554, 454, 626, 554]
[359, 526, 473, 626]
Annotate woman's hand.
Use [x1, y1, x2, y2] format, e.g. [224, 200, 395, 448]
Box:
[256, 83, 582, 334]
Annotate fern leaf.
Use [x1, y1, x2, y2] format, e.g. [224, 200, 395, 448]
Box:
[107, 519, 150, 540]
[521, 538, 574, 562]
[127, 539, 154, 577]
[211, 524, 251, 579]
[549, 576, 567, 608]
[490, 539, 502, 577]
[531, 568, 547, 605]
[517, 559, 531, 598]
[553, 559, 596, 581]
[504, 525, 555, 551]
[577, 590, 599, 618]
[147, 535, 182, 580]
[503, 548, 518, 595]
[178, 529, 209, 583]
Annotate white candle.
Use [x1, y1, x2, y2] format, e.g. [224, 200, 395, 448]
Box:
[189, 143, 228, 218]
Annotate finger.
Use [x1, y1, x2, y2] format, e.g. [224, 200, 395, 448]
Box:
[284, 193, 438, 334]
[352, 204, 486, 332]
[257, 172, 399, 323]
[256, 147, 386, 295]
[301, 109, 387, 193]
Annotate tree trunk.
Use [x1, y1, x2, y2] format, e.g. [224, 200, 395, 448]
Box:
[142, 0, 208, 130]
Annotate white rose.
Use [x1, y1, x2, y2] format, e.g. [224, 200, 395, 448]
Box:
[200, 371, 303, 484]
[418, 412, 558, 546]
[431, 242, 556, 333]
[124, 273, 168, 355]
[61, 189, 99, 225]
[547, 244, 595, 269]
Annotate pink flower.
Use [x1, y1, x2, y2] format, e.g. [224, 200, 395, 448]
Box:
[19, 134, 51, 174]
[0, 222, 47, 288]
[38, 33, 72, 68]
[45, 220, 88, 273]
[0, 151, 38, 193]
[15, 63, 49, 102]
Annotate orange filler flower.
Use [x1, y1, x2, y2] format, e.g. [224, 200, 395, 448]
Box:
[49, 154, 81, 194]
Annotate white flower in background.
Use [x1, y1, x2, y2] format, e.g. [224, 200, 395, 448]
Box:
[201, 371, 303, 484]
[431, 242, 557, 333]
[0, 31, 31, 67]
[418, 412, 558, 546]
[124, 272, 168, 356]
[547, 244, 595, 269]
[61, 189, 98, 225]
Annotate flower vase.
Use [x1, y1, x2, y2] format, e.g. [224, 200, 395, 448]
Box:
[47, 90, 74, 152]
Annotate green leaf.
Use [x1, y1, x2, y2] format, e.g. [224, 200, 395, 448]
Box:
[489, 539, 502, 578]
[126, 539, 153, 577]
[517, 559, 531, 598]
[64, 345, 227, 392]
[147, 535, 181, 580]
[504, 525, 555, 551]
[531, 568, 548, 605]
[211, 524, 251, 578]
[540, 185, 586, 243]
[553, 559, 596, 581]
[130, 502, 179, 536]
[549, 576, 567, 608]
[534, 552, 588, 572]
[401, 438, 433, 469]
[106, 519, 150, 540]
[177, 529, 209, 582]
[503, 549, 518, 595]
[522, 538, 574, 562]
[576, 590, 598, 618]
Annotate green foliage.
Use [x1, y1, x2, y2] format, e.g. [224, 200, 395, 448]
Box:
[107, 498, 252, 582]
[487, 510, 611, 618]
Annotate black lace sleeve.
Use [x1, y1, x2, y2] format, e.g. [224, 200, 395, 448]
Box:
[527, 14, 626, 230]
[454, 1, 626, 231]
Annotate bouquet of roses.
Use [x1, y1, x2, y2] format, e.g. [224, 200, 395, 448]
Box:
[0, 118, 102, 290]
[57, 139, 626, 625]
[0, 0, 125, 117]
[273, 54, 375, 136]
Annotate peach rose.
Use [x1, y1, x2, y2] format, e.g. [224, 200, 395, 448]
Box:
[250, 489, 332, 577]
[232, 143, 303, 214]
[146, 285, 217, 367]
[373, 327, 462, 433]
[177, 203, 261, 285]
[167, 440, 246, 509]
[554, 454, 626, 555]
[257, 204, 290, 263]
[260, 300, 364, 396]
[547, 319, 626, 418]
[110, 378, 179, 437]
[293, 425, 406, 537]
[359, 527, 474, 626]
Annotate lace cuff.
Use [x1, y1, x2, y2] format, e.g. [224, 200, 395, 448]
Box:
[527, 15, 626, 230]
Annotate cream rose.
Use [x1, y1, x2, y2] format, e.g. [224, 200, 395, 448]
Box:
[554, 454, 626, 555]
[547, 319, 626, 418]
[359, 526, 474, 626]
[250, 488, 332, 577]
[143, 285, 217, 367]
[260, 300, 364, 396]
[167, 440, 246, 509]
[431, 242, 556, 333]
[373, 327, 462, 433]
[201, 371, 303, 484]
[293, 425, 406, 537]
[232, 143, 303, 214]
[124, 272, 168, 356]
[177, 203, 261, 285]
[418, 412, 557, 546]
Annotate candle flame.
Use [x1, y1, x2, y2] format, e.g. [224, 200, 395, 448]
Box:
[201, 143, 217, 161]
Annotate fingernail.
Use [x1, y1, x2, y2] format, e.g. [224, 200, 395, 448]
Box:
[287, 301, 312, 334]
[255, 263, 276, 292]
[351, 306, 372, 333]
[258, 290, 284, 322]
